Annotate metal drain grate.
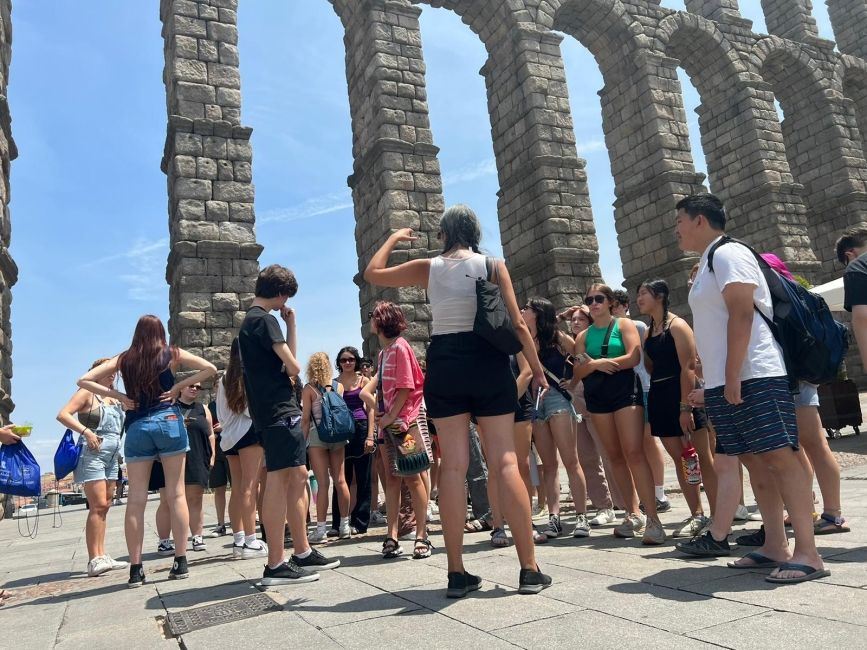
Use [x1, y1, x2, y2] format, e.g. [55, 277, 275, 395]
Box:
[165, 592, 283, 636]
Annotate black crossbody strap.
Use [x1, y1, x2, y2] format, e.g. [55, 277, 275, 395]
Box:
[600, 319, 616, 359]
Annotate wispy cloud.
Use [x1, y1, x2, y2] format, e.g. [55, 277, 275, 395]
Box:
[578, 139, 607, 154]
[78, 236, 169, 301]
[259, 192, 354, 224]
[443, 158, 497, 186]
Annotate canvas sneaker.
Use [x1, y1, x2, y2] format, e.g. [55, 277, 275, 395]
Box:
[261, 560, 319, 586]
[543, 514, 563, 538]
[207, 524, 228, 538]
[191, 535, 207, 552]
[168, 556, 189, 580]
[157, 539, 175, 556]
[127, 564, 146, 588]
[572, 514, 591, 538]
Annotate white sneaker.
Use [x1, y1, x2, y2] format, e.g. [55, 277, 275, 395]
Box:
[733, 504, 749, 521]
[241, 541, 268, 559]
[191, 535, 207, 551]
[87, 556, 112, 577]
[338, 520, 352, 539]
[232, 543, 245, 559]
[572, 514, 591, 538]
[673, 514, 710, 538]
[589, 508, 616, 527]
[103, 555, 129, 571]
[613, 513, 646, 538]
[308, 528, 328, 544]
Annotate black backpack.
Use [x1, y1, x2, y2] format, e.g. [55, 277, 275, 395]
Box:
[707, 236, 848, 389]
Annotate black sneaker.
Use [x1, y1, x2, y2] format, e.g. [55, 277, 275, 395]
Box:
[543, 514, 562, 539]
[127, 564, 146, 588]
[676, 530, 731, 557]
[261, 560, 319, 586]
[168, 556, 189, 580]
[292, 547, 341, 570]
[518, 567, 552, 594]
[640, 498, 672, 515]
[735, 525, 766, 547]
[446, 571, 482, 599]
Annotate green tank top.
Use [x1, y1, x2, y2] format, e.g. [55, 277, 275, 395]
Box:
[585, 319, 625, 359]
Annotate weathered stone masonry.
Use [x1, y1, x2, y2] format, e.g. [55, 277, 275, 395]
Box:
[0, 0, 14, 422]
[324, 0, 867, 362]
[160, 0, 262, 378]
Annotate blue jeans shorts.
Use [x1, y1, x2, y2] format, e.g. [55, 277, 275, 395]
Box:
[124, 405, 189, 462]
[794, 381, 819, 408]
[74, 432, 122, 483]
[534, 387, 577, 422]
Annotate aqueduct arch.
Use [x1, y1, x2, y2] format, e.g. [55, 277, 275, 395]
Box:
[1, 0, 867, 417]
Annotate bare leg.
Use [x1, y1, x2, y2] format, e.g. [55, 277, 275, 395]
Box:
[513, 420, 533, 504]
[213, 486, 227, 527]
[330, 447, 350, 519]
[477, 414, 537, 571]
[160, 453, 191, 561]
[227, 455, 243, 533]
[643, 428, 666, 489]
[431, 413, 472, 573]
[690, 426, 717, 515]
[532, 419, 561, 515]
[660, 437, 703, 515]
[797, 406, 842, 518]
[124, 460, 155, 565]
[83, 480, 112, 560]
[576, 418, 612, 509]
[236, 445, 262, 537]
[738, 454, 790, 564]
[308, 448, 332, 524]
[615, 407, 658, 520]
[708, 454, 741, 540]
[156, 489, 171, 540]
[185, 484, 205, 538]
[548, 413, 587, 513]
[590, 413, 639, 514]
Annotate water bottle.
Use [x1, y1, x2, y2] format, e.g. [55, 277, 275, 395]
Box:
[681, 445, 702, 485]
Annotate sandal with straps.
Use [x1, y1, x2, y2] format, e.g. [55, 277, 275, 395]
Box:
[413, 537, 433, 559]
[490, 527, 510, 548]
[382, 537, 403, 559]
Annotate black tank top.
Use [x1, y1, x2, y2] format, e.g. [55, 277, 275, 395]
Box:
[539, 346, 573, 381]
[643, 321, 681, 381]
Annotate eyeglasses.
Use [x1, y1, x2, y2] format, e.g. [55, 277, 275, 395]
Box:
[584, 295, 606, 305]
[339, 358, 356, 364]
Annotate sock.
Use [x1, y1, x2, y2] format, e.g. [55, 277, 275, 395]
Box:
[160, 538, 172, 545]
[295, 548, 312, 559]
[233, 531, 245, 546]
[655, 486, 667, 502]
[340, 516, 350, 526]
[267, 560, 285, 570]
[245, 534, 260, 548]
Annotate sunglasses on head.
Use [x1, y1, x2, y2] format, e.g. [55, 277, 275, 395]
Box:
[584, 295, 606, 305]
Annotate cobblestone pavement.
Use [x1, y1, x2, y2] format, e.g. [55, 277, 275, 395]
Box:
[2, 450, 867, 650]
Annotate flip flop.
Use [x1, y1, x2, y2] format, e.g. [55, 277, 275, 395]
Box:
[765, 562, 830, 584]
[727, 552, 782, 569]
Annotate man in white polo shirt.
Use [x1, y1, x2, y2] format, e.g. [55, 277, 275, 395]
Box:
[673, 193, 827, 584]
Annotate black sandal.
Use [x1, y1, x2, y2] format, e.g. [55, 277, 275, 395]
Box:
[413, 538, 433, 559]
[382, 537, 403, 559]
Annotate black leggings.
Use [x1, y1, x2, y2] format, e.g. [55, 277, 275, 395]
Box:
[331, 419, 373, 532]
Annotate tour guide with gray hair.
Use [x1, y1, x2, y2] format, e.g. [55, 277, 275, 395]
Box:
[673, 193, 827, 584]
[364, 204, 553, 597]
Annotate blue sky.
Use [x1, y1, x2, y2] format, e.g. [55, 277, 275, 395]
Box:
[7, 1, 833, 472]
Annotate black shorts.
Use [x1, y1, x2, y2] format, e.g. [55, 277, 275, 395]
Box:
[424, 332, 516, 419]
[224, 424, 262, 456]
[648, 378, 710, 437]
[208, 453, 231, 488]
[584, 368, 643, 414]
[260, 416, 306, 472]
[515, 395, 533, 423]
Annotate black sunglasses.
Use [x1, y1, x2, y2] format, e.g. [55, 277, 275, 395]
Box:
[189, 385, 202, 390]
[584, 295, 606, 305]
[339, 357, 356, 364]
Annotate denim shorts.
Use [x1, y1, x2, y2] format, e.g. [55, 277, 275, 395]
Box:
[124, 405, 190, 462]
[534, 387, 577, 422]
[794, 381, 820, 408]
[74, 432, 122, 483]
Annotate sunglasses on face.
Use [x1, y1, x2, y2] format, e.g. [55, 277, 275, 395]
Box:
[584, 295, 606, 305]
[189, 385, 202, 391]
[339, 358, 355, 364]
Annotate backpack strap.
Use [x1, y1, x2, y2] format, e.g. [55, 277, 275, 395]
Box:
[600, 319, 616, 359]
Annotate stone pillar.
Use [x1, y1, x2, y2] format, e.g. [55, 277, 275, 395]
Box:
[684, 0, 742, 21]
[761, 0, 820, 42]
[160, 0, 262, 377]
[482, 27, 600, 310]
[338, 0, 443, 360]
[827, 0, 867, 59]
[0, 0, 15, 422]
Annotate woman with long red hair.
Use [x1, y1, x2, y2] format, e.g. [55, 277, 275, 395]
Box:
[79, 314, 217, 587]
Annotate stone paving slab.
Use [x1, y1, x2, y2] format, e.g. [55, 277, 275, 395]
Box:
[3, 457, 867, 649]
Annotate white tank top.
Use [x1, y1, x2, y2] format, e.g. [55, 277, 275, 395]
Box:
[427, 253, 488, 336]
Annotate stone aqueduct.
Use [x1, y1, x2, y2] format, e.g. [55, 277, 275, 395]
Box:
[1, 0, 867, 417]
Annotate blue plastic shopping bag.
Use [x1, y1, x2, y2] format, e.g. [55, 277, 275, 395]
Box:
[53, 429, 81, 480]
[0, 440, 41, 497]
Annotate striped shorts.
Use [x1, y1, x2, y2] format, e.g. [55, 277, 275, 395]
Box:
[705, 376, 799, 456]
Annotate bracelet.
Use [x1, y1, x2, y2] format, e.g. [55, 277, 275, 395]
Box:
[679, 403, 693, 413]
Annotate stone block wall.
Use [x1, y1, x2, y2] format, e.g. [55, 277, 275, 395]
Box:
[160, 0, 261, 381]
[0, 0, 15, 422]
